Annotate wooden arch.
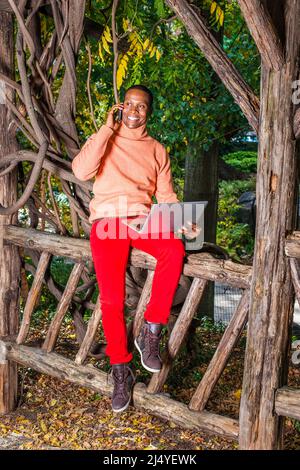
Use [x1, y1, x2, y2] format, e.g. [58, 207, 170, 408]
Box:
[0, 0, 300, 450]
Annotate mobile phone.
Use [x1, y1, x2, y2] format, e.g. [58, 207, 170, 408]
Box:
[117, 108, 123, 122]
[116, 104, 123, 122]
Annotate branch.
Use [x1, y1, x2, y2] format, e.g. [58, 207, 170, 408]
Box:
[0, 150, 91, 191]
[0, 0, 49, 12]
[30, 190, 64, 232]
[85, 39, 98, 132]
[0, 142, 48, 216]
[164, 0, 260, 134]
[237, 0, 285, 70]
[60, 179, 90, 223]
[150, 14, 177, 43]
[50, 0, 84, 148]
[41, 4, 105, 41]
[16, 29, 47, 144]
[47, 171, 68, 235]
[112, 0, 120, 103]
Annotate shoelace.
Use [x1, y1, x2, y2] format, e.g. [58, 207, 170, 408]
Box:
[112, 369, 131, 399]
[146, 328, 161, 357]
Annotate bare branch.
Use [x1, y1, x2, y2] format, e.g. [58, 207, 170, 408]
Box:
[47, 171, 68, 235]
[0, 141, 48, 215]
[16, 30, 47, 144]
[85, 39, 98, 132]
[112, 0, 120, 103]
[8, 0, 36, 67]
[0, 150, 91, 191]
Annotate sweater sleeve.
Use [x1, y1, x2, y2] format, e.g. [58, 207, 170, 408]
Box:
[155, 145, 179, 203]
[71, 124, 114, 181]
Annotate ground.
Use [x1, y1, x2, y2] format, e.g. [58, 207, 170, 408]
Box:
[0, 320, 299, 450]
[0, 374, 236, 450]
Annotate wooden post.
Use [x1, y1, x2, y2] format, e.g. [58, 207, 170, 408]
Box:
[0, 9, 20, 413]
[239, 0, 300, 449]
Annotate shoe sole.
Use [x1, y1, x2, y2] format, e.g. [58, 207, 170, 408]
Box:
[112, 397, 131, 413]
[134, 338, 161, 373]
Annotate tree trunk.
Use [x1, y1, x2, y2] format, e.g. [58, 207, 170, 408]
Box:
[0, 10, 20, 413]
[239, 0, 300, 449]
[184, 140, 219, 320]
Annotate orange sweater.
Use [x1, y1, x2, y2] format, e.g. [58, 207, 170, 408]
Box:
[72, 121, 179, 223]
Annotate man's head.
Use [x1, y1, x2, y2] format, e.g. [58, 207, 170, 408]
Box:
[122, 85, 153, 129]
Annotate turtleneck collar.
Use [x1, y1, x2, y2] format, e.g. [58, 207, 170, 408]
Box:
[114, 120, 148, 140]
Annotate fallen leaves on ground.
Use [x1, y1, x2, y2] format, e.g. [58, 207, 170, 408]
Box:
[0, 373, 236, 450]
[0, 319, 299, 450]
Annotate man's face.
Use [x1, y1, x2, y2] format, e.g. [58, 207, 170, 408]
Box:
[122, 89, 151, 129]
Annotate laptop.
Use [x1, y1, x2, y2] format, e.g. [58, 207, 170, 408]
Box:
[122, 201, 208, 239]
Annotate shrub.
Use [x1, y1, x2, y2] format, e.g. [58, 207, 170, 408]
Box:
[221, 150, 257, 173]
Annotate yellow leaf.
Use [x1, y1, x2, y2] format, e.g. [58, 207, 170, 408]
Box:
[122, 18, 129, 31]
[104, 25, 113, 43]
[50, 399, 57, 407]
[39, 420, 47, 433]
[234, 389, 242, 399]
[117, 63, 126, 80]
[210, 1, 217, 15]
[102, 36, 111, 55]
[155, 48, 161, 61]
[219, 10, 224, 26]
[129, 33, 138, 49]
[117, 67, 124, 90]
[135, 42, 142, 53]
[143, 38, 150, 50]
[149, 46, 156, 58]
[50, 438, 60, 447]
[98, 43, 105, 62]
[124, 427, 139, 433]
[216, 6, 224, 25]
[121, 57, 128, 70]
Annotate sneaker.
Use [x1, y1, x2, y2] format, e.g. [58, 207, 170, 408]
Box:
[134, 321, 163, 373]
[110, 363, 136, 413]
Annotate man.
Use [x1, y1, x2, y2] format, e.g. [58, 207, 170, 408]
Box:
[72, 85, 196, 413]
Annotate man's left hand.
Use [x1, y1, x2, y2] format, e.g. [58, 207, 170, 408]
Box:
[177, 221, 201, 240]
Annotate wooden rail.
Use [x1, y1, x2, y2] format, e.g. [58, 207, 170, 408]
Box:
[275, 387, 300, 421]
[3, 225, 252, 287]
[0, 339, 239, 440]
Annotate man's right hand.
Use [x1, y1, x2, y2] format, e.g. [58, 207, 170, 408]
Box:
[105, 102, 124, 131]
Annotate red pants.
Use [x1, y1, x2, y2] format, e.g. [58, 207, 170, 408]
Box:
[89, 216, 185, 365]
